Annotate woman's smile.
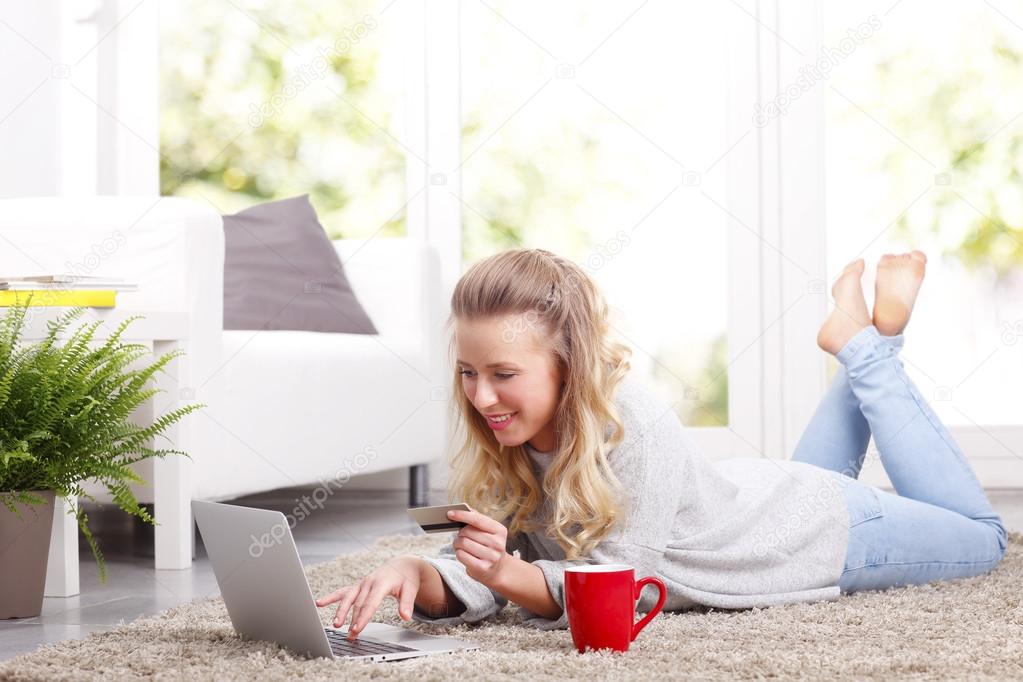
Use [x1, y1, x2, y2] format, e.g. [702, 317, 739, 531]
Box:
[485, 412, 518, 430]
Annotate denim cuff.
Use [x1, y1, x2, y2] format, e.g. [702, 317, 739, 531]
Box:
[835, 325, 890, 370]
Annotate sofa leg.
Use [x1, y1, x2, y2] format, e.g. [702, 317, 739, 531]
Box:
[409, 464, 429, 508]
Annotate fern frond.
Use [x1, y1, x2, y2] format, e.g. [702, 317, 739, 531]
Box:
[0, 302, 202, 581]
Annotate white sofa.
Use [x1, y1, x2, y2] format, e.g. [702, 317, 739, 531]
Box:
[195, 235, 450, 506]
[0, 196, 450, 577]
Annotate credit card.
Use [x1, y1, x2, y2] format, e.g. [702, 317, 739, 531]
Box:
[407, 502, 472, 533]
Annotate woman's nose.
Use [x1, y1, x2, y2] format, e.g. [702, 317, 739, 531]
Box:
[473, 380, 498, 410]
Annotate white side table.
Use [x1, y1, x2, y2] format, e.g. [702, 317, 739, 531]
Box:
[14, 307, 195, 597]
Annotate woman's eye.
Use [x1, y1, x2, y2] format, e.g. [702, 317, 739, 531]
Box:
[457, 370, 513, 380]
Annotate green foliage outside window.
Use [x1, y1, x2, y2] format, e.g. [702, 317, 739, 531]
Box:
[850, 34, 1023, 277]
[160, 0, 405, 238]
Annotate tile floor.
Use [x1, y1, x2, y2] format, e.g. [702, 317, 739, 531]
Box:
[2, 487, 1021, 661]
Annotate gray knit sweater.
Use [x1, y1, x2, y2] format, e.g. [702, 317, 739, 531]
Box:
[412, 373, 850, 631]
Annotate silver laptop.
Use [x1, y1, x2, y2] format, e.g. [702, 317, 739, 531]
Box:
[192, 500, 480, 662]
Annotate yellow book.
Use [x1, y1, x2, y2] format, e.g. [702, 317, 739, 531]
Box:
[0, 290, 118, 307]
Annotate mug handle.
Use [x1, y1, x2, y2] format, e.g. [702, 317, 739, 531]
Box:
[631, 576, 667, 642]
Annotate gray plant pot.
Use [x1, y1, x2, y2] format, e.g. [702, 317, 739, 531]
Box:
[0, 490, 55, 619]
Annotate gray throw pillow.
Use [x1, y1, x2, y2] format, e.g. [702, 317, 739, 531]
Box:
[222, 194, 378, 334]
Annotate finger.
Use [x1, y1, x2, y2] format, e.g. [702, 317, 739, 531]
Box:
[397, 581, 417, 621]
[350, 585, 388, 639]
[456, 535, 500, 563]
[334, 584, 364, 629]
[346, 593, 366, 639]
[347, 583, 382, 638]
[332, 591, 357, 629]
[454, 547, 487, 574]
[448, 509, 500, 533]
[457, 525, 499, 548]
[316, 586, 350, 607]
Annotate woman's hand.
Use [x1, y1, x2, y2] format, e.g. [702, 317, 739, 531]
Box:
[315, 555, 423, 640]
[448, 508, 510, 587]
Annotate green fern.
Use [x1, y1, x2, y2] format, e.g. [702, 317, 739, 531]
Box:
[0, 302, 203, 581]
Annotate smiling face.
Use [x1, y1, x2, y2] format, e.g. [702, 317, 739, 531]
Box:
[455, 314, 565, 453]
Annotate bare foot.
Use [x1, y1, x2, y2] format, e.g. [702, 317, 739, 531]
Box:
[873, 250, 927, 336]
[817, 259, 872, 356]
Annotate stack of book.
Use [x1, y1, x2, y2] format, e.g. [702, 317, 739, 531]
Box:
[0, 275, 139, 307]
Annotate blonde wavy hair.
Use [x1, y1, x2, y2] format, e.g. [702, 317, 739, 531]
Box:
[445, 248, 633, 560]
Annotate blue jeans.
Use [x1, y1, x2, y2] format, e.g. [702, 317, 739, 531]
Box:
[791, 325, 1008, 594]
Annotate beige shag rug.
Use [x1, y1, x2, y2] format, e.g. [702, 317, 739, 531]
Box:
[2, 532, 1022, 681]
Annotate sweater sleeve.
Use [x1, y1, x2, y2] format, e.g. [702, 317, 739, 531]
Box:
[410, 537, 510, 625]
[518, 421, 690, 631]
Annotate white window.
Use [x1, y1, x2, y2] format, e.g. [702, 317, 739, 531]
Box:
[824, 1, 1023, 487]
[46, 0, 1017, 476]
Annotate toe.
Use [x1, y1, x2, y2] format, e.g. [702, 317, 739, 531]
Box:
[845, 258, 865, 275]
[909, 249, 927, 263]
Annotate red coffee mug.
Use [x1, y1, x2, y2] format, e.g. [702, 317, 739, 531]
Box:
[564, 564, 667, 653]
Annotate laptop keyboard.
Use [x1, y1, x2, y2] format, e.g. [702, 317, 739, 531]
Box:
[324, 629, 419, 658]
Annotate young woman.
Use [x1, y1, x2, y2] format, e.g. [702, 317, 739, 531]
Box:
[317, 248, 1008, 640]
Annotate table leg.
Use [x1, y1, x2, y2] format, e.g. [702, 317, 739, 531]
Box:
[153, 339, 193, 570]
[44, 495, 80, 597]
